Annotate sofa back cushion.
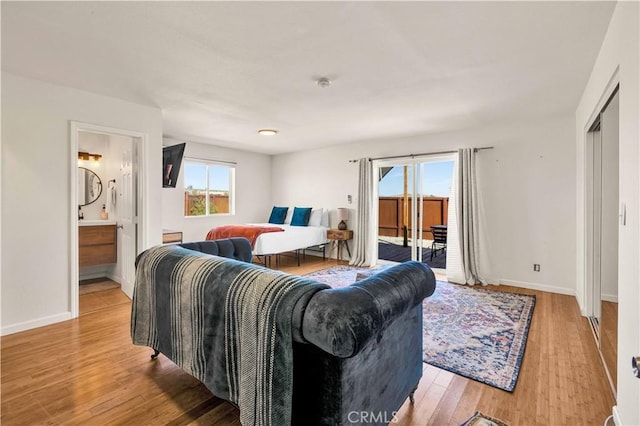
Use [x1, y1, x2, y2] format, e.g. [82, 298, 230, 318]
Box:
[301, 261, 435, 357]
[180, 238, 252, 263]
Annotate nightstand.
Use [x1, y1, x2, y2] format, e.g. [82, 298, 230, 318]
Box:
[326, 229, 353, 261]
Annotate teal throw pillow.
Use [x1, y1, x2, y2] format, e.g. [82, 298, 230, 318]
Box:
[290, 207, 312, 226]
[268, 206, 288, 224]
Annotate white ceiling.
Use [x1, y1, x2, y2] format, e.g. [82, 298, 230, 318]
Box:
[2, 1, 615, 155]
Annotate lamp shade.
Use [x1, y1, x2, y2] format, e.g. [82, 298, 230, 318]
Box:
[337, 208, 348, 221]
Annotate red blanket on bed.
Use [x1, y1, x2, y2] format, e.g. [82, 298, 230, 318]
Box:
[205, 225, 284, 248]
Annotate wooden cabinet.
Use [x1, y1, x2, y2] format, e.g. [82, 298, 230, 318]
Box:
[162, 230, 183, 244]
[327, 229, 353, 241]
[326, 229, 353, 261]
[79, 225, 117, 267]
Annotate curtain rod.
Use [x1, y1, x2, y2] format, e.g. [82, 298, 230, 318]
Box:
[348, 146, 494, 163]
[185, 156, 237, 166]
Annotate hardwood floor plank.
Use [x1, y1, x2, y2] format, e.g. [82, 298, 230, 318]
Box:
[79, 278, 121, 295]
[0, 394, 55, 425]
[185, 402, 241, 426]
[426, 375, 469, 426]
[166, 397, 226, 426]
[0, 258, 616, 425]
[395, 364, 440, 426]
[448, 380, 484, 425]
[600, 300, 618, 390]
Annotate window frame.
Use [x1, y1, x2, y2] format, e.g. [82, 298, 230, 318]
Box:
[183, 157, 236, 218]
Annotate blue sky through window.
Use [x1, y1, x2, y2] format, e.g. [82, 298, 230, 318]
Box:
[378, 161, 454, 197]
[185, 163, 230, 191]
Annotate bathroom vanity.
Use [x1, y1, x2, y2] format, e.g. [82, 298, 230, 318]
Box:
[79, 221, 117, 267]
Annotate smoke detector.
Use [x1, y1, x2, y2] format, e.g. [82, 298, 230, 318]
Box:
[316, 77, 332, 88]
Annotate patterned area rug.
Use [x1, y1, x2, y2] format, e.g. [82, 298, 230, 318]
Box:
[304, 265, 535, 392]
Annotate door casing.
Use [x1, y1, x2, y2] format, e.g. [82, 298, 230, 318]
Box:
[69, 121, 147, 318]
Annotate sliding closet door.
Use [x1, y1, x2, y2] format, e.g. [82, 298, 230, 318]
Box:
[599, 90, 619, 391]
[586, 88, 619, 395]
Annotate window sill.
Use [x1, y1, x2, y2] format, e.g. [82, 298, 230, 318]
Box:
[184, 213, 235, 219]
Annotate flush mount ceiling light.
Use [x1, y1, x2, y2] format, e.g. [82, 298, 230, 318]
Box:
[316, 77, 331, 88]
[258, 129, 278, 136]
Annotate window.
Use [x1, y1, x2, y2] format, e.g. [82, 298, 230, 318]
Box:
[184, 159, 235, 217]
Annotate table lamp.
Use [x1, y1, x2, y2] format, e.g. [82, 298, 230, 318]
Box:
[337, 208, 348, 230]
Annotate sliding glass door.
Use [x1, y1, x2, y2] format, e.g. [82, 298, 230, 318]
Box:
[375, 154, 454, 268]
[376, 161, 417, 262]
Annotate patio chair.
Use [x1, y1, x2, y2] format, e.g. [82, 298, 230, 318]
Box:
[430, 226, 447, 260]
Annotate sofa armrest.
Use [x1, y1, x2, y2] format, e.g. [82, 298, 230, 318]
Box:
[179, 238, 252, 263]
[301, 261, 436, 358]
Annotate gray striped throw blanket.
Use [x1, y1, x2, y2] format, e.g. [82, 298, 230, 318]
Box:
[131, 245, 329, 425]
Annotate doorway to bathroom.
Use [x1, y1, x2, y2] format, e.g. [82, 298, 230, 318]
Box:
[70, 122, 146, 318]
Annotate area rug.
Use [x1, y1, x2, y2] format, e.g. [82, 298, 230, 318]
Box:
[461, 411, 509, 426]
[303, 265, 535, 392]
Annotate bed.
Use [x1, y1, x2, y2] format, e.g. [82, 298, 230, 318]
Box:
[206, 207, 330, 266]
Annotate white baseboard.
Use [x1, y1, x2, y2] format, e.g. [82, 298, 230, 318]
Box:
[601, 293, 618, 303]
[106, 272, 122, 285]
[1, 312, 72, 336]
[79, 271, 108, 281]
[300, 246, 348, 261]
[499, 279, 576, 296]
[79, 264, 116, 281]
[79, 271, 121, 284]
[121, 281, 134, 299]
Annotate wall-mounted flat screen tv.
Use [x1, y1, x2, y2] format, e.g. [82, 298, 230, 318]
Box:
[162, 143, 186, 188]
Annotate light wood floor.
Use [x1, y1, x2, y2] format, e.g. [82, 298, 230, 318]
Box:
[79, 278, 128, 315]
[1, 256, 615, 425]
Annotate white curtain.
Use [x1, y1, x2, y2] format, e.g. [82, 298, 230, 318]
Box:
[350, 158, 374, 267]
[446, 148, 489, 285]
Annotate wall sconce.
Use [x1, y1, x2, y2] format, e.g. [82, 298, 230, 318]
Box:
[78, 151, 102, 165]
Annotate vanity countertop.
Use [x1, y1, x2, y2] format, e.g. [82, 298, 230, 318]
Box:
[78, 219, 117, 226]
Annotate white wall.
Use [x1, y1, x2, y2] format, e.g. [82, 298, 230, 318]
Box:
[273, 114, 577, 294]
[161, 137, 272, 243]
[1, 73, 163, 335]
[575, 3, 640, 424]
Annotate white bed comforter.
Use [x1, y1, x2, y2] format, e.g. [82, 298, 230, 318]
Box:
[250, 223, 328, 255]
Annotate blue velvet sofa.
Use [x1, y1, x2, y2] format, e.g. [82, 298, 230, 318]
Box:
[132, 238, 436, 426]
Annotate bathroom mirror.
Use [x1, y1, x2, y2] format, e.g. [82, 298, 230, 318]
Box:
[78, 167, 103, 206]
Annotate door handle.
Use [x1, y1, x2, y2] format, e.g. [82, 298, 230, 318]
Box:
[633, 356, 640, 379]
